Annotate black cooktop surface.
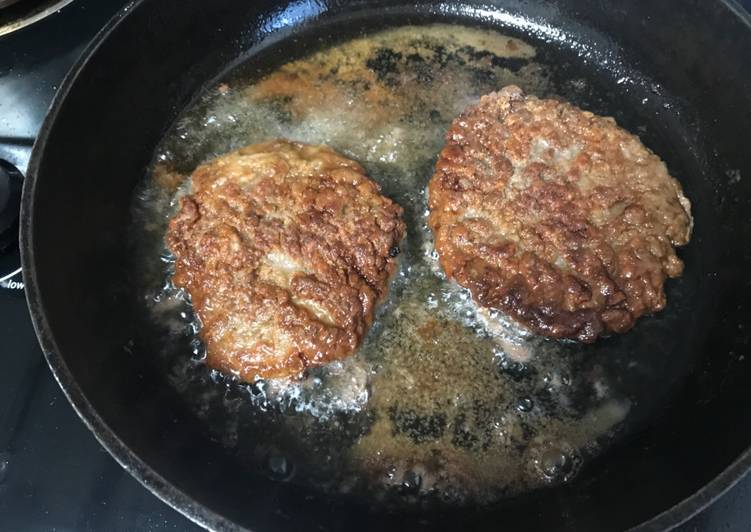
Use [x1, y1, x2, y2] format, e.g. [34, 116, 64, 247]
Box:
[1, 1, 749, 530]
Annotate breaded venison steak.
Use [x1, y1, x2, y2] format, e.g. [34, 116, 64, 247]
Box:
[428, 86, 692, 342]
[167, 140, 405, 380]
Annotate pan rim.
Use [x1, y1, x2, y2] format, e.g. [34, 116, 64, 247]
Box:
[20, 3, 242, 531]
[19, 0, 751, 531]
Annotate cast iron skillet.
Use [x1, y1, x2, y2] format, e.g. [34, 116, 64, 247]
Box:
[19, 0, 751, 530]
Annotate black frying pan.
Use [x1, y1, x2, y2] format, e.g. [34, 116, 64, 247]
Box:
[20, 0, 751, 530]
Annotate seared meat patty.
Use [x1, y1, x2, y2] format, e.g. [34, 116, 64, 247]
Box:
[167, 140, 405, 380]
[428, 86, 692, 342]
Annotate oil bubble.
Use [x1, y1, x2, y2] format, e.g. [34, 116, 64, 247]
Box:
[402, 470, 423, 494]
[268, 453, 295, 481]
[516, 397, 534, 412]
[528, 441, 579, 483]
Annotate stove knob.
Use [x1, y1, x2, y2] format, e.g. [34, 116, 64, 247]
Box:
[0, 162, 22, 253]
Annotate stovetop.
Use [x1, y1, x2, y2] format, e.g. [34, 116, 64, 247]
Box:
[0, 1, 749, 530]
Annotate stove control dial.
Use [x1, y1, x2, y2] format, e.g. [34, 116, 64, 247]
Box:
[0, 161, 23, 292]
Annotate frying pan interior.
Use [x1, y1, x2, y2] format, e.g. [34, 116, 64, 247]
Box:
[22, 0, 751, 530]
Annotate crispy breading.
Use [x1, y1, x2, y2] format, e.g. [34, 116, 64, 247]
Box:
[428, 86, 692, 341]
[167, 140, 405, 380]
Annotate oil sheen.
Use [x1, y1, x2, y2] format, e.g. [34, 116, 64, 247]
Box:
[130, 24, 631, 506]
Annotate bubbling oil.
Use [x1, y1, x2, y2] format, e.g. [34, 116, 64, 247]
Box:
[130, 23, 630, 505]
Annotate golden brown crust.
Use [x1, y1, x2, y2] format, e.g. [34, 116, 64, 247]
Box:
[167, 140, 405, 380]
[428, 86, 692, 342]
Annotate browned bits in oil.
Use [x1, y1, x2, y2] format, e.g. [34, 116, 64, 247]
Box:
[152, 164, 185, 194]
[135, 24, 633, 506]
